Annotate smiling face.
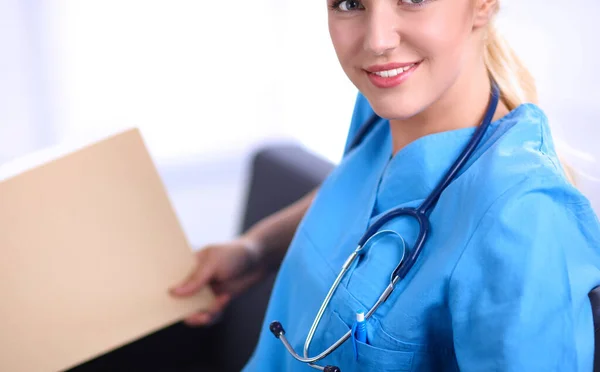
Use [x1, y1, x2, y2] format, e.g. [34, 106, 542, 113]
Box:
[327, 0, 491, 120]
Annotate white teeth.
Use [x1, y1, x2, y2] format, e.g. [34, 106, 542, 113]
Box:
[373, 63, 415, 78]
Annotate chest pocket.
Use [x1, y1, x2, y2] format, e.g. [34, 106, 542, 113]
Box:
[317, 309, 414, 372]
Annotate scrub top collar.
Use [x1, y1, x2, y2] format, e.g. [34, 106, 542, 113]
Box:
[373, 103, 542, 215]
[375, 126, 477, 214]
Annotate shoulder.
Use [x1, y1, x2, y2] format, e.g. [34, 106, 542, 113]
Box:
[457, 103, 589, 215]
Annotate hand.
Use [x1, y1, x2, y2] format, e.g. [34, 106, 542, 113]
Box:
[169, 237, 266, 326]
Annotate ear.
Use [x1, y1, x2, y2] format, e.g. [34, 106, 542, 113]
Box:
[472, 0, 498, 28]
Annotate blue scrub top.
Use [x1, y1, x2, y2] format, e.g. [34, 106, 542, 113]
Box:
[242, 93, 600, 371]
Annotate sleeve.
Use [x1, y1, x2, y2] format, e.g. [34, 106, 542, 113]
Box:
[449, 178, 600, 371]
[342, 91, 375, 157]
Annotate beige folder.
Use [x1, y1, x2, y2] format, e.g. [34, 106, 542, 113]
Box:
[0, 129, 215, 372]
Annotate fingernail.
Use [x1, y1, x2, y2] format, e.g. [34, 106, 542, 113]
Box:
[185, 314, 209, 326]
[170, 285, 187, 295]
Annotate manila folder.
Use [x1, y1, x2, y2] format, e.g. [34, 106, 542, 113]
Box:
[0, 128, 214, 372]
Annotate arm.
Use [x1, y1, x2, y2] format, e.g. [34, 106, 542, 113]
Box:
[241, 188, 317, 273]
[449, 179, 600, 371]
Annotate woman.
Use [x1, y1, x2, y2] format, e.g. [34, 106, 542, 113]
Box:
[171, 0, 600, 370]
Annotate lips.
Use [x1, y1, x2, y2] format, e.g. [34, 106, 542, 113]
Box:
[365, 61, 422, 89]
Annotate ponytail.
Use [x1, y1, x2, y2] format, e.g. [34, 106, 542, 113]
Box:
[484, 26, 538, 110]
[483, 23, 576, 184]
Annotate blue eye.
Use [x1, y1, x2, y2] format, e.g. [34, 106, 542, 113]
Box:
[400, 0, 426, 4]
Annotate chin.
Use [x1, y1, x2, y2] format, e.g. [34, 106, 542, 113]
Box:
[364, 92, 427, 121]
[355, 73, 430, 121]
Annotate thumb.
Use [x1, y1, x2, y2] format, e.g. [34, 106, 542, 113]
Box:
[170, 261, 213, 297]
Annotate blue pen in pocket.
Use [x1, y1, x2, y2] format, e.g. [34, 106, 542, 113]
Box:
[351, 310, 368, 360]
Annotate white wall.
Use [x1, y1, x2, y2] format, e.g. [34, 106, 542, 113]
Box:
[1, 0, 599, 246]
[48, 1, 289, 161]
[0, 1, 57, 163]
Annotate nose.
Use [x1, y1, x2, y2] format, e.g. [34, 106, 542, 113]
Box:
[363, 6, 401, 56]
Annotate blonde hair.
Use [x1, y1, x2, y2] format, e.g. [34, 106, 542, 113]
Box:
[483, 15, 575, 184]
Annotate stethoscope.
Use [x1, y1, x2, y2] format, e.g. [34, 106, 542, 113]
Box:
[269, 83, 501, 372]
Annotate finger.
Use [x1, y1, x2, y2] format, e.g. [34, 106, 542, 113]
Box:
[183, 293, 231, 326]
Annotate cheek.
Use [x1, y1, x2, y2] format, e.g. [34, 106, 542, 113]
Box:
[405, 7, 474, 70]
[328, 21, 362, 70]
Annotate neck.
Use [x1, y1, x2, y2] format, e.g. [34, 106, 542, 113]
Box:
[389, 64, 509, 154]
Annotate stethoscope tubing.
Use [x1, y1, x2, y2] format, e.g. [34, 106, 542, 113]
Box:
[270, 84, 501, 370]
